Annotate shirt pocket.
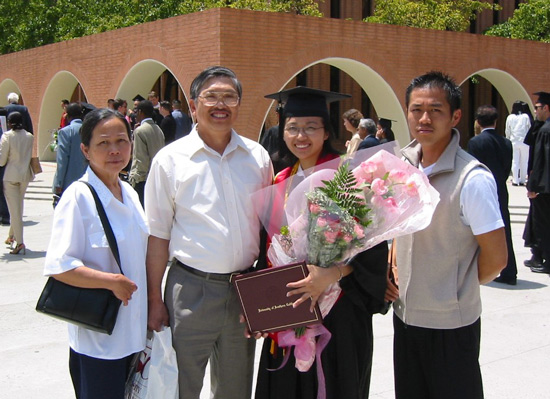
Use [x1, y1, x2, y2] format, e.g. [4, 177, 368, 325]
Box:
[88, 231, 109, 249]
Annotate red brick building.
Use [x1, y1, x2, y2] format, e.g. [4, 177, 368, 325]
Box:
[0, 8, 548, 160]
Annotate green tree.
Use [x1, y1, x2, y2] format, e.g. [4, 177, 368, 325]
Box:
[365, 0, 495, 32]
[0, 0, 322, 55]
[485, 0, 550, 43]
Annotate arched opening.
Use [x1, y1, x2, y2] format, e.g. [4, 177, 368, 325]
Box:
[458, 69, 532, 148]
[261, 59, 407, 153]
[116, 60, 191, 123]
[38, 72, 87, 161]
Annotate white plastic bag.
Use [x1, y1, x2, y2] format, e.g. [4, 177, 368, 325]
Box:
[125, 327, 179, 399]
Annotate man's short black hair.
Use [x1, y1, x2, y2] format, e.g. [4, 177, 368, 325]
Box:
[136, 100, 154, 118]
[406, 71, 462, 113]
[190, 66, 242, 100]
[65, 103, 83, 119]
[475, 105, 498, 128]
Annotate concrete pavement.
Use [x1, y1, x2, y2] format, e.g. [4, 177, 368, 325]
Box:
[0, 161, 548, 398]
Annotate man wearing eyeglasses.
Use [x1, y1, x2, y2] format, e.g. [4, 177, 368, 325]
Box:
[144, 66, 273, 399]
[524, 91, 550, 274]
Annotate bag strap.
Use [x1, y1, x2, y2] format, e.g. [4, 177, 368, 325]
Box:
[82, 182, 123, 275]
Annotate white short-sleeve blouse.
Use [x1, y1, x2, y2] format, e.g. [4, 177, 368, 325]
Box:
[44, 167, 148, 360]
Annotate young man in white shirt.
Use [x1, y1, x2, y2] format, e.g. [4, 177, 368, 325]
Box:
[386, 71, 507, 399]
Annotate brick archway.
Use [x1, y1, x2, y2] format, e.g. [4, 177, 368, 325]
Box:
[0, 8, 548, 154]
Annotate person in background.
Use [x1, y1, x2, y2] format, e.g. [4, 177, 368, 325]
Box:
[4, 92, 33, 134]
[113, 98, 132, 127]
[468, 105, 516, 285]
[376, 117, 396, 143]
[53, 103, 86, 198]
[130, 94, 145, 130]
[43, 108, 148, 399]
[159, 100, 176, 145]
[60, 99, 69, 128]
[358, 117, 380, 149]
[505, 100, 531, 186]
[145, 66, 272, 399]
[128, 100, 164, 206]
[345, 117, 368, 156]
[387, 71, 507, 399]
[0, 107, 9, 225]
[342, 108, 363, 141]
[107, 99, 115, 110]
[171, 99, 193, 140]
[524, 91, 550, 274]
[256, 87, 388, 399]
[148, 91, 163, 125]
[0, 112, 34, 254]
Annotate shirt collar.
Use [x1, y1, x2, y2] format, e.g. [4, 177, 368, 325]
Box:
[82, 166, 116, 209]
[186, 126, 248, 158]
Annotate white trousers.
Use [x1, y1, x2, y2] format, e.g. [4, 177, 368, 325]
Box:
[512, 142, 529, 184]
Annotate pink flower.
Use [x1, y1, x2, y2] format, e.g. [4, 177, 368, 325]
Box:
[317, 217, 327, 227]
[371, 178, 388, 196]
[353, 224, 365, 239]
[405, 177, 419, 196]
[371, 194, 397, 211]
[388, 169, 408, 183]
[324, 230, 339, 243]
[309, 202, 321, 214]
[343, 234, 353, 243]
[360, 161, 378, 174]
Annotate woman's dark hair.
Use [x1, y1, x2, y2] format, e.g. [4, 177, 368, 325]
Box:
[272, 115, 341, 169]
[511, 100, 524, 115]
[7, 111, 24, 130]
[80, 108, 131, 147]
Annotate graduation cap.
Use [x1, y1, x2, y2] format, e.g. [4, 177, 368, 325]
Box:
[377, 117, 396, 129]
[534, 91, 550, 106]
[132, 94, 145, 102]
[265, 86, 350, 121]
[79, 102, 96, 117]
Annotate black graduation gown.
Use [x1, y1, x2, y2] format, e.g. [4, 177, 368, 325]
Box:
[254, 242, 389, 399]
[524, 120, 550, 255]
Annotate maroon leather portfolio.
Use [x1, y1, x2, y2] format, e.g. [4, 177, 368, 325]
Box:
[232, 262, 323, 333]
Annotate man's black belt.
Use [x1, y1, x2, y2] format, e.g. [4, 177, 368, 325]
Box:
[174, 259, 251, 282]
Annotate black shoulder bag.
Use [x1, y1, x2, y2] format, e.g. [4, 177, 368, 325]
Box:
[36, 182, 124, 335]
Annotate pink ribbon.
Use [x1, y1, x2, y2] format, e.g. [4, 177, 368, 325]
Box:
[269, 324, 332, 399]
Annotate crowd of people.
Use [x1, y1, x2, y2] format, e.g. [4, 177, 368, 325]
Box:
[0, 65, 546, 399]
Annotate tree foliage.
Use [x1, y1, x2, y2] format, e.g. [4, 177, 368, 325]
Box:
[0, 0, 321, 55]
[485, 0, 550, 43]
[365, 0, 495, 32]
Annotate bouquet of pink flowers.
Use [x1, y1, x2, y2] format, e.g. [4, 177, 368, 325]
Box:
[265, 148, 439, 272]
[252, 145, 439, 377]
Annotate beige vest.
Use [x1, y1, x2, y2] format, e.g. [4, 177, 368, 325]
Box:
[394, 131, 485, 329]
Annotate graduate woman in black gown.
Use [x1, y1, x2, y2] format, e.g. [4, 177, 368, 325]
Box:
[254, 87, 389, 399]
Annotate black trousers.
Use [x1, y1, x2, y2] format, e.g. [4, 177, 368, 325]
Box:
[393, 314, 483, 399]
[69, 348, 134, 399]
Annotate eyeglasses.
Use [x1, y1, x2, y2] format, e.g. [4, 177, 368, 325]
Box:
[284, 126, 325, 136]
[534, 105, 544, 110]
[198, 92, 240, 107]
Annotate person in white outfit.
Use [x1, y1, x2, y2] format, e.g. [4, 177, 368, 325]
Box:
[505, 101, 531, 185]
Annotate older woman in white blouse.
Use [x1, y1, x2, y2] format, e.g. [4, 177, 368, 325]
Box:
[0, 111, 34, 255]
[43, 108, 148, 399]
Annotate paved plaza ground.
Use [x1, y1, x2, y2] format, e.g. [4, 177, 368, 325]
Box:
[0, 162, 548, 398]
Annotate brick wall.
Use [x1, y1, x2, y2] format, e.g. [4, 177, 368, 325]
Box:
[0, 8, 548, 158]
